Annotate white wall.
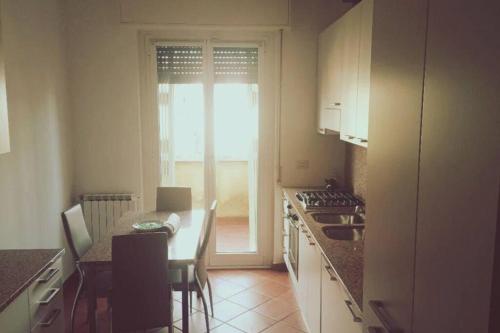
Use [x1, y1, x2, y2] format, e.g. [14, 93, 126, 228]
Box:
[0, 0, 74, 277]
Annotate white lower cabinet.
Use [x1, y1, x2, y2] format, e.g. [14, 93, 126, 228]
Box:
[321, 256, 362, 333]
[298, 222, 322, 333]
[0, 290, 30, 333]
[0, 257, 64, 333]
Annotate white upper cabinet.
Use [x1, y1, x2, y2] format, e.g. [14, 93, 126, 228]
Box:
[317, 0, 373, 147]
[317, 17, 344, 133]
[355, 0, 373, 143]
[0, 16, 10, 155]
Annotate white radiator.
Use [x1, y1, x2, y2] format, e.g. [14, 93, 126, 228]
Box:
[81, 193, 139, 241]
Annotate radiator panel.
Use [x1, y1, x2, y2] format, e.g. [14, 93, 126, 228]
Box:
[81, 194, 139, 241]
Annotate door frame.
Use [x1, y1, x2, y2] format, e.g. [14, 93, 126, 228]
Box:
[138, 29, 280, 268]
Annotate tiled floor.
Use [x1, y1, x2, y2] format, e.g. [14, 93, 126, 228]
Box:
[216, 217, 250, 253]
[64, 269, 307, 333]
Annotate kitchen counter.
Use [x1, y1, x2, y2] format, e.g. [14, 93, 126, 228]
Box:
[0, 249, 64, 313]
[283, 188, 364, 310]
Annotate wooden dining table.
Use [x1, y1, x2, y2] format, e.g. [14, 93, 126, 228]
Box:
[80, 209, 206, 333]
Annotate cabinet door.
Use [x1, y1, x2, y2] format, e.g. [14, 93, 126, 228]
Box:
[355, 0, 373, 143]
[297, 223, 309, 311]
[363, 1, 428, 332]
[0, 290, 30, 333]
[318, 20, 343, 133]
[321, 257, 362, 333]
[339, 4, 361, 141]
[413, 0, 500, 331]
[306, 237, 321, 333]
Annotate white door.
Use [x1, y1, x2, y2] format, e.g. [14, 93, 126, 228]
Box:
[152, 34, 277, 267]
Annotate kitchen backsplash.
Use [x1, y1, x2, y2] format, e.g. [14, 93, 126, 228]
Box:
[344, 143, 367, 201]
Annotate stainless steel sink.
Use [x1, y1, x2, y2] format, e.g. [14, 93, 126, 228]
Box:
[322, 225, 365, 241]
[311, 212, 365, 225]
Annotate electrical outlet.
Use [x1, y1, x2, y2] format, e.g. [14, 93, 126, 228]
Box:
[296, 160, 309, 170]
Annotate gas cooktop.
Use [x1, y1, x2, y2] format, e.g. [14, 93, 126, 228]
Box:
[296, 190, 363, 211]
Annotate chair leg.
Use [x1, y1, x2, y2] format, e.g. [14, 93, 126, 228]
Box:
[190, 291, 193, 313]
[71, 265, 85, 333]
[195, 274, 210, 333]
[206, 277, 215, 318]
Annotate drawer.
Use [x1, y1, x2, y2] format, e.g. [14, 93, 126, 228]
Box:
[29, 258, 63, 329]
[29, 258, 63, 304]
[31, 292, 64, 333]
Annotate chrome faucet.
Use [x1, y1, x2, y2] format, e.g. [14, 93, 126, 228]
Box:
[354, 205, 365, 216]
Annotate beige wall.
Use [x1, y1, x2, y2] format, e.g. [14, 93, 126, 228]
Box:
[175, 161, 249, 217]
[0, 0, 74, 277]
[278, 0, 351, 187]
[66, 0, 351, 203]
[66, 0, 143, 200]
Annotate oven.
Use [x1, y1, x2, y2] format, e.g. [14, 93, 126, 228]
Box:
[283, 197, 299, 279]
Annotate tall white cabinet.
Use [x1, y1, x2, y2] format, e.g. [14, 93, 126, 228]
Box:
[317, 0, 373, 147]
[363, 0, 500, 332]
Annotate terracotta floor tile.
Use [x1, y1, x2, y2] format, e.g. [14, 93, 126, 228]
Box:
[227, 311, 276, 333]
[274, 290, 297, 304]
[211, 324, 246, 333]
[227, 290, 272, 309]
[249, 280, 290, 298]
[218, 272, 268, 288]
[212, 279, 248, 298]
[252, 299, 299, 321]
[211, 300, 249, 322]
[174, 311, 223, 333]
[281, 311, 308, 332]
[261, 321, 305, 333]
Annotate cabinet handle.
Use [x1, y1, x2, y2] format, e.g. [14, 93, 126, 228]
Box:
[344, 300, 362, 323]
[360, 139, 368, 143]
[37, 267, 59, 283]
[325, 265, 337, 281]
[39, 309, 61, 327]
[38, 288, 60, 305]
[347, 135, 355, 140]
[368, 300, 403, 333]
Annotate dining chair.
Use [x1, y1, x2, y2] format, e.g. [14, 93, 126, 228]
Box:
[156, 186, 192, 211]
[169, 200, 217, 332]
[112, 232, 174, 333]
[62, 204, 113, 333]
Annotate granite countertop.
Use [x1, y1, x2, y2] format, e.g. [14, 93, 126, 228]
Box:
[283, 188, 364, 311]
[0, 249, 64, 313]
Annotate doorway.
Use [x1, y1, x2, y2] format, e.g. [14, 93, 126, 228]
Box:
[152, 39, 268, 266]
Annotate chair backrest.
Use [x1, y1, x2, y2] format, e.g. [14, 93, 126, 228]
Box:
[156, 186, 192, 211]
[112, 233, 172, 332]
[61, 204, 93, 261]
[197, 200, 217, 259]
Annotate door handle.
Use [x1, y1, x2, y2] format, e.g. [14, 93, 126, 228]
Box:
[368, 300, 403, 333]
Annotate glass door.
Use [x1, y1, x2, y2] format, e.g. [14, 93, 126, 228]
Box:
[155, 41, 264, 267]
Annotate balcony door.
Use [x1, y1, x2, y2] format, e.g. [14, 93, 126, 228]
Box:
[151, 37, 274, 267]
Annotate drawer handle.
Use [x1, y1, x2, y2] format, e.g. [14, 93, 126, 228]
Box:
[305, 235, 315, 245]
[345, 300, 362, 323]
[368, 300, 403, 333]
[325, 265, 337, 281]
[39, 309, 61, 327]
[39, 288, 60, 305]
[37, 267, 59, 283]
